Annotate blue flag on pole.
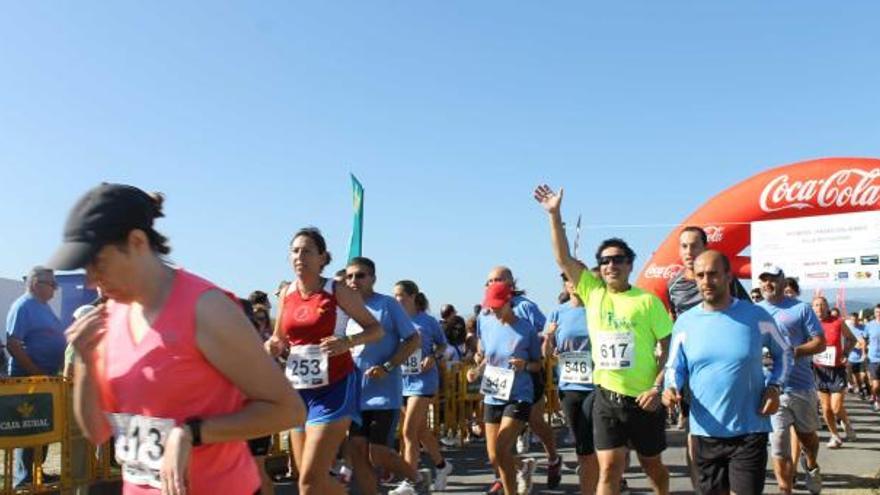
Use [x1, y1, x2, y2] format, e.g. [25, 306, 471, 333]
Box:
[347, 174, 364, 261]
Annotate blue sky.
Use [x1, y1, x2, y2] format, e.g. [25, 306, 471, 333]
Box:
[2, 2, 879, 315]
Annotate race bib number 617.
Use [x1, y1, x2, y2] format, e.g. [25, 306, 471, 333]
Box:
[594, 332, 634, 370]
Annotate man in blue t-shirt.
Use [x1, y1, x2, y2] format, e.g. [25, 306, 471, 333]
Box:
[343, 257, 426, 495]
[866, 305, 880, 412]
[5, 266, 65, 488]
[664, 251, 793, 495]
[757, 265, 826, 495]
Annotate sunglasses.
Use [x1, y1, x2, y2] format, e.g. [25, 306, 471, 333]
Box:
[346, 272, 369, 280]
[597, 255, 630, 266]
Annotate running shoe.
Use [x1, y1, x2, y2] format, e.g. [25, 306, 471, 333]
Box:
[827, 435, 843, 449]
[845, 423, 857, 441]
[486, 480, 504, 494]
[804, 466, 823, 495]
[873, 400, 880, 412]
[388, 480, 417, 495]
[516, 431, 530, 454]
[546, 456, 562, 489]
[517, 458, 536, 495]
[434, 461, 453, 491]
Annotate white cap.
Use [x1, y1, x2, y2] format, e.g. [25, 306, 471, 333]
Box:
[758, 264, 784, 278]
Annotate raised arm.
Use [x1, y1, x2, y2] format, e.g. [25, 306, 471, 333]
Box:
[534, 184, 585, 284]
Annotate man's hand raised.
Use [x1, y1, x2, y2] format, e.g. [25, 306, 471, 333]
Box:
[534, 184, 563, 215]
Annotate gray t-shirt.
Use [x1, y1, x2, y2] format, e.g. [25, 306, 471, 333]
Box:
[667, 272, 751, 319]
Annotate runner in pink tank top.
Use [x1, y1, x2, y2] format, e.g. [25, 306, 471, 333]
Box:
[51, 183, 304, 495]
[265, 227, 382, 495]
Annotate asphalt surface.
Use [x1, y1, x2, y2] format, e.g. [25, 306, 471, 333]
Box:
[273, 393, 880, 494]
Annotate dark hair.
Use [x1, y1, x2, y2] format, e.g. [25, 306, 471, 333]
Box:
[680, 226, 708, 246]
[595, 238, 636, 265]
[473, 304, 482, 316]
[110, 192, 171, 255]
[238, 298, 257, 328]
[396, 280, 429, 312]
[347, 256, 376, 275]
[442, 315, 467, 346]
[249, 290, 269, 306]
[291, 227, 332, 269]
[750, 288, 762, 295]
[440, 304, 457, 320]
[558, 290, 571, 304]
[783, 277, 800, 296]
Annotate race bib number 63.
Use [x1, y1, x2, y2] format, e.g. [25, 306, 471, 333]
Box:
[108, 413, 175, 488]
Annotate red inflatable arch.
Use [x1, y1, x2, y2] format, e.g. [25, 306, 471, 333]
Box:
[636, 157, 880, 309]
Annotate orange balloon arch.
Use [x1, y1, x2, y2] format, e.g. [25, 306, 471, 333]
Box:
[636, 157, 880, 309]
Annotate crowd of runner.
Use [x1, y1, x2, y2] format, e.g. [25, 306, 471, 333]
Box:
[3, 181, 880, 495]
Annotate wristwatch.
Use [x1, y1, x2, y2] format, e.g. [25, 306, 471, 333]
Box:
[184, 417, 203, 447]
[382, 361, 395, 373]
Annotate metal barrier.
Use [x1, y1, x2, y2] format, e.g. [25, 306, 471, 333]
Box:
[1, 359, 563, 493]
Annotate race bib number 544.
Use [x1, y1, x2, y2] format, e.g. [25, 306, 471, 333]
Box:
[107, 413, 175, 488]
[594, 332, 634, 370]
[480, 365, 514, 401]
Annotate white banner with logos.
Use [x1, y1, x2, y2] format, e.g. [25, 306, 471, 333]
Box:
[751, 210, 880, 289]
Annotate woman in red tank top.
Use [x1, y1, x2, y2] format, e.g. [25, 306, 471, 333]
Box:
[52, 183, 305, 495]
[811, 296, 859, 447]
[265, 227, 383, 495]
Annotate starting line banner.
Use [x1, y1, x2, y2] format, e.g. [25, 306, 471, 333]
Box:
[751, 210, 880, 289]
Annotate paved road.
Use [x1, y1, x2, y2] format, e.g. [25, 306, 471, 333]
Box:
[275, 394, 880, 494]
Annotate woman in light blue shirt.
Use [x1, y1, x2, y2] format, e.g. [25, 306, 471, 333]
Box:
[393, 280, 452, 491]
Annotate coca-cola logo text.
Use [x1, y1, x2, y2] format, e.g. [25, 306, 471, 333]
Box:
[644, 263, 684, 279]
[759, 168, 880, 213]
[704, 226, 724, 244]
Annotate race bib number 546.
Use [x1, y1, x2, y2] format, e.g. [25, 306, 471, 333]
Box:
[594, 332, 634, 370]
[107, 413, 175, 488]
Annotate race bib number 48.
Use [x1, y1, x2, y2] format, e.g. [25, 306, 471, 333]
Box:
[813, 346, 837, 367]
[559, 351, 593, 384]
[594, 332, 634, 370]
[480, 365, 514, 401]
[108, 413, 175, 488]
[286, 345, 329, 389]
[402, 348, 423, 375]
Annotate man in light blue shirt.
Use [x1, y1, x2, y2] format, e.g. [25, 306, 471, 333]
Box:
[866, 305, 880, 412]
[343, 257, 426, 495]
[5, 266, 65, 488]
[757, 265, 826, 495]
[664, 251, 792, 495]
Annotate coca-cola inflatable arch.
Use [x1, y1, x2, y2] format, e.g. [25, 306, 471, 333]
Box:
[636, 157, 880, 308]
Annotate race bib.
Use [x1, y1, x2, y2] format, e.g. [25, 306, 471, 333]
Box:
[107, 413, 175, 488]
[559, 351, 593, 384]
[480, 365, 514, 401]
[345, 320, 365, 358]
[286, 345, 329, 389]
[813, 346, 837, 367]
[402, 348, 423, 375]
[594, 332, 634, 370]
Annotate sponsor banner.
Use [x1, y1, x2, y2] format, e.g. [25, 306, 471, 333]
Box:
[752, 210, 880, 289]
[0, 378, 65, 448]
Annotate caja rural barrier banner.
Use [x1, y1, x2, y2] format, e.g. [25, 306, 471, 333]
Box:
[636, 158, 880, 308]
[0, 377, 66, 448]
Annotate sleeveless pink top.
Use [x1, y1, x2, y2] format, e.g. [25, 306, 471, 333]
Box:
[98, 269, 259, 495]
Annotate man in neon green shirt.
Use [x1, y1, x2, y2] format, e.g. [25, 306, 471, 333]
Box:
[535, 184, 672, 495]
